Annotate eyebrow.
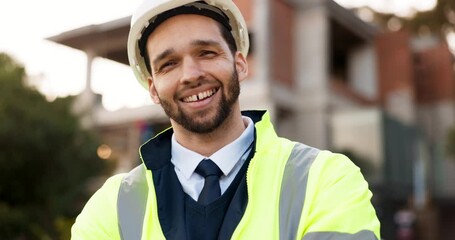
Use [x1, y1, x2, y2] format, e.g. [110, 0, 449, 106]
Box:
[152, 49, 175, 68]
[151, 39, 223, 68]
[191, 39, 222, 49]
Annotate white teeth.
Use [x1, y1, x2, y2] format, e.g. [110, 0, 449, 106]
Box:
[183, 89, 216, 103]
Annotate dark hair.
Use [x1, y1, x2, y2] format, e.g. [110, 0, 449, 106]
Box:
[218, 21, 237, 55]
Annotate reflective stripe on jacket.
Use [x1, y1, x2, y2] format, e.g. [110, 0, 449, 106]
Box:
[71, 110, 381, 239]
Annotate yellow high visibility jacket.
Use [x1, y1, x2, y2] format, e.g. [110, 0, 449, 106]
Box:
[72, 110, 380, 239]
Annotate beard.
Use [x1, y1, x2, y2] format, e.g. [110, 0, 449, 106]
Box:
[158, 67, 240, 134]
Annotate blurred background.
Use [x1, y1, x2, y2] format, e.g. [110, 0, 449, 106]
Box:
[1, 0, 455, 239]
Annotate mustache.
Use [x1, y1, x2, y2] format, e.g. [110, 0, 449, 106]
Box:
[175, 79, 220, 96]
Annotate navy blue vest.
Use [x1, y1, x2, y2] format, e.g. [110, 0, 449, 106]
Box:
[140, 112, 263, 239]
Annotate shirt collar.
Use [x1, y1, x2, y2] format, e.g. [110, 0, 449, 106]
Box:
[171, 116, 254, 179]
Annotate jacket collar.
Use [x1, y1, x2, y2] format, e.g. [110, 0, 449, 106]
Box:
[139, 110, 267, 170]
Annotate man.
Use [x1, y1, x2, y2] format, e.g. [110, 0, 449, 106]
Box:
[72, 0, 381, 239]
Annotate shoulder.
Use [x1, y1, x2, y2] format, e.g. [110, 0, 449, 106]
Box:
[311, 150, 361, 180]
[299, 150, 380, 238]
[71, 173, 127, 240]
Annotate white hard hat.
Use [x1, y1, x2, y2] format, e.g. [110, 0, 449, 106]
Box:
[127, 0, 250, 89]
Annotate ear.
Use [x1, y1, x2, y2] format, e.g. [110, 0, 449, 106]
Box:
[234, 52, 248, 82]
[148, 77, 161, 104]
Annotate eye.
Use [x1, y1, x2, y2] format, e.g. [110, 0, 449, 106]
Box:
[157, 60, 177, 72]
[199, 50, 217, 57]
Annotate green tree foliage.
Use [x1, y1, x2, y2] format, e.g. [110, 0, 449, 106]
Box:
[447, 127, 455, 158]
[403, 0, 455, 36]
[357, 0, 455, 36]
[0, 53, 105, 239]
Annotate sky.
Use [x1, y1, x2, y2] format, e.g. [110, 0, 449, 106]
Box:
[336, 0, 436, 16]
[0, 0, 146, 111]
[0, 0, 438, 111]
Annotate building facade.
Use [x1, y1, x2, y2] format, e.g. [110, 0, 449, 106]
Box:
[49, 0, 455, 238]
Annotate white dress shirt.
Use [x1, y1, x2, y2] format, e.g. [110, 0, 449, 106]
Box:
[171, 116, 254, 201]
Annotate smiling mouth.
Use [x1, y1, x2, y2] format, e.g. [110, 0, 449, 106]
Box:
[182, 88, 218, 103]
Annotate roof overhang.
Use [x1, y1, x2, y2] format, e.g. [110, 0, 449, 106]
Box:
[47, 16, 131, 65]
[48, 0, 378, 66]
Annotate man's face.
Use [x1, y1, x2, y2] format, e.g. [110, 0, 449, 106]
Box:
[145, 14, 248, 133]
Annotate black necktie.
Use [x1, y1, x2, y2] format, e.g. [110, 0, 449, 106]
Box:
[195, 159, 223, 205]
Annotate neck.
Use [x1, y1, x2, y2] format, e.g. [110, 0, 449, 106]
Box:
[172, 108, 246, 156]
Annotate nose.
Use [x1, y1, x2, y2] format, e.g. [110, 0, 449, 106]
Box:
[180, 56, 204, 84]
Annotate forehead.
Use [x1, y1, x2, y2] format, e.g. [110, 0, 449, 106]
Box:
[146, 14, 225, 55]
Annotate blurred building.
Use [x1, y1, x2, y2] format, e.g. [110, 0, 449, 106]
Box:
[48, 0, 455, 239]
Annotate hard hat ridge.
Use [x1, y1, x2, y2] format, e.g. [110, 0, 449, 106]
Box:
[138, 1, 232, 58]
[128, 0, 249, 89]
